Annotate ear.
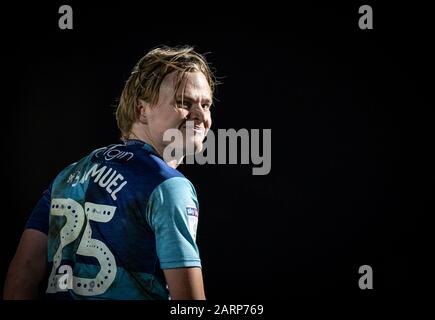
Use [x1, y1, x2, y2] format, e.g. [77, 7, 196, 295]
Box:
[137, 99, 149, 124]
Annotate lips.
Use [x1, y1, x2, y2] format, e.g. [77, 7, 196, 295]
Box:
[180, 123, 204, 134]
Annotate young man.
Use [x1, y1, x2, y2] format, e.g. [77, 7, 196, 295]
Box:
[4, 46, 215, 300]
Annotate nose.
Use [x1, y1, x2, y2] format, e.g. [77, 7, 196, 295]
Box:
[188, 104, 206, 124]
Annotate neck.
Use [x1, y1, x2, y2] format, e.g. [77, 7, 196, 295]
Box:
[166, 158, 183, 169]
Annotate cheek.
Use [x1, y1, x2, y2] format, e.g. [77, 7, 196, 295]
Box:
[205, 113, 212, 129]
[175, 109, 189, 122]
[161, 109, 186, 130]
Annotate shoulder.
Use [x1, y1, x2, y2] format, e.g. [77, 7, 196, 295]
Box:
[151, 177, 197, 203]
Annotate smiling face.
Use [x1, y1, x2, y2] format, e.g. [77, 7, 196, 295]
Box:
[138, 71, 212, 157]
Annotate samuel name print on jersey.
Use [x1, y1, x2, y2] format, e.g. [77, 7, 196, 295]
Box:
[26, 139, 201, 299]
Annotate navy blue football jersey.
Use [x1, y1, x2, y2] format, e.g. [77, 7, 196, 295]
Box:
[26, 139, 201, 299]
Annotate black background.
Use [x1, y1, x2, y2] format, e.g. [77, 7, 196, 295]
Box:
[0, 1, 432, 302]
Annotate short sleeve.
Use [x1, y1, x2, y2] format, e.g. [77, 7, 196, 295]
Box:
[146, 177, 201, 269]
[25, 185, 52, 235]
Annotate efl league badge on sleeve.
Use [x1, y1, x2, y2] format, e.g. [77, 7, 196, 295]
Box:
[186, 207, 199, 240]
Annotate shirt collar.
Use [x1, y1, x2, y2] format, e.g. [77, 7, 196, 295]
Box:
[124, 139, 160, 156]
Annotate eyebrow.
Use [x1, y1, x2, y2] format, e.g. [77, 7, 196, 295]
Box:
[176, 95, 212, 105]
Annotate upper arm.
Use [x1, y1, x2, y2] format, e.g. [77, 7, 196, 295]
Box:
[146, 177, 204, 299]
[4, 229, 48, 299]
[163, 267, 205, 300]
[4, 186, 51, 299]
[147, 177, 201, 269]
[11, 229, 48, 269]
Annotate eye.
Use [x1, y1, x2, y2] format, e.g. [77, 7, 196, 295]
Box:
[176, 101, 191, 109]
[202, 104, 211, 111]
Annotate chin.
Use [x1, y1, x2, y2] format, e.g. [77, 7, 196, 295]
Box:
[184, 142, 203, 156]
[193, 142, 204, 154]
[183, 135, 204, 155]
[193, 135, 206, 153]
